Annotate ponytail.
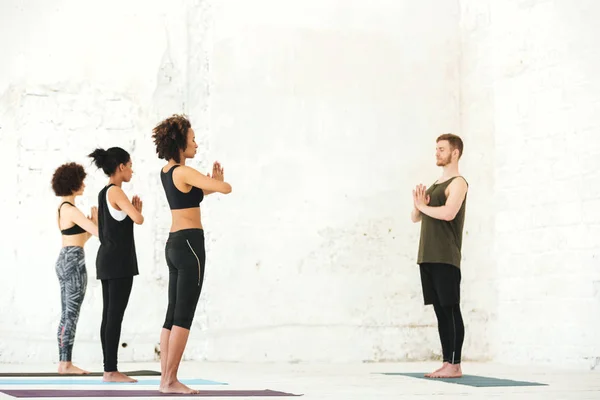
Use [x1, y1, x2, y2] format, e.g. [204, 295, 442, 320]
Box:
[88, 147, 130, 176]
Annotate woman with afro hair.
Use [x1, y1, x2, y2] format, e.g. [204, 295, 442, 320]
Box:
[51, 162, 99, 375]
[152, 114, 231, 394]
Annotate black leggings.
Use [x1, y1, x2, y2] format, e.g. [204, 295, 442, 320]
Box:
[163, 229, 205, 331]
[100, 277, 133, 372]
[433, 303, 465, 364]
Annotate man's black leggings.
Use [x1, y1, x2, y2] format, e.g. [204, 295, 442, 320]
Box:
[420, 263, 465, 364]
[433, 303, 465, 364]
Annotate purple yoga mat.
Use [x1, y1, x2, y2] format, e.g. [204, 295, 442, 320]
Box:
[0, 389, 301, 397]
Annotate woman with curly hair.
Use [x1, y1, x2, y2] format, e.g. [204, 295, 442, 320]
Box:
[51, 162, 99, 375]
[152, 115, 231, 394]
[88, 147, 144, 383]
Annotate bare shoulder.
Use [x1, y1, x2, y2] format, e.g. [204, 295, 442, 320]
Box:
[451, 176, 468, 189]
[60, 203, 84, 221]
[176, 164, 202, 178]
[109, 185, 126, 195]
[60, 202, 78, 215]
[446, 176, 468, 197]
[181, 164, 200, 172]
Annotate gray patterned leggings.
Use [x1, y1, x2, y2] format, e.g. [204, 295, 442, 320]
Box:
[55, 246, 87, 362]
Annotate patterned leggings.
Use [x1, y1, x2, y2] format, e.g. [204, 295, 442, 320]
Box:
[55, 246, 87, 362]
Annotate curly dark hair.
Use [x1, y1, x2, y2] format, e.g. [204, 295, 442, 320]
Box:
[51, 162, 87, 196]
[151, 114, 192, 163]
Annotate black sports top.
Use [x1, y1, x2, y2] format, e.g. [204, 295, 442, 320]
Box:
[58, 202, 86, 235]
[96, 184, 139, 280]
[160, 165, 204, 210]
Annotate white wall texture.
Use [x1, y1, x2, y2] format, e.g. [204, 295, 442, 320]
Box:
[0, 0, 598, 369]
[460, 0, 600, 369]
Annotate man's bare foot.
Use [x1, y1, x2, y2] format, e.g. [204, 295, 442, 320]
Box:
[424, 362, 448, 377]
[429, 363, 462, 378]
[58, 362, 90, 375]
[159, 380, 200, 394]
[103, 371, 138, 383]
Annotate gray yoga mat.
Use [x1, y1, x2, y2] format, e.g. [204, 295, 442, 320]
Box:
[381, 372, 547, 387]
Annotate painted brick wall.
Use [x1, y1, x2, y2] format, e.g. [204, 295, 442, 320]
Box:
[0, 0, 193, 364]
[460, 0, 600, 369]
[4, 0, 595, 369]
[0, 0, 468, 365]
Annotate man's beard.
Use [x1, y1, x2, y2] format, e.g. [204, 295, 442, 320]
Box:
[436, 155, 451, 166]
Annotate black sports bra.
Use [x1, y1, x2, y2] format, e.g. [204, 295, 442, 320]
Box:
[160, 165, 204, 210]
[58, 202, 86, 235]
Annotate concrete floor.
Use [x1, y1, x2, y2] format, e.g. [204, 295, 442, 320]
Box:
[0, 361, 598, 399]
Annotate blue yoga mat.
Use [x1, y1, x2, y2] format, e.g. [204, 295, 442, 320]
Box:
[0, 378, 226, 386]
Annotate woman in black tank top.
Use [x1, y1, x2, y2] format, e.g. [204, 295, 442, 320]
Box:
[51, 162, 98, 375]
[88, 147, 144, 383]
[152, 114, 232, 395]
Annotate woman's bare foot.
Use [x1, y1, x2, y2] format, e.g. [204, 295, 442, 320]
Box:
[103, 371, 138, 383]
[425, 362, 448, 377]
[58, 362, 90, 375]
[429, 363, 462, 378]
[159, 380, 200, 394]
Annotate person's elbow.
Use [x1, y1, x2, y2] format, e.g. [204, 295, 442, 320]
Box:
[220, 183, 232, 194]
[443, 208, 459, 221]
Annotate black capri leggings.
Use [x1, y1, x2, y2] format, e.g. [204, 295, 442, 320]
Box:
[163, 228, 206, 330]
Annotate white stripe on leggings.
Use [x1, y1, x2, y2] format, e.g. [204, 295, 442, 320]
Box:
[186, 239, 201, 287]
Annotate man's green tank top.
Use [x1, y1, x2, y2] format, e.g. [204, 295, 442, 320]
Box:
[417, 176, 468, 268]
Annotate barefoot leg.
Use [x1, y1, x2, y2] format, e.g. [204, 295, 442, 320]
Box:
[159, 328, 171, 390]
[159, 326, 199, 394]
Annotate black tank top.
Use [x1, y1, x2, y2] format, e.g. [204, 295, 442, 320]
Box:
[160, 165, 204, 209]
[96, 184, 139, 280]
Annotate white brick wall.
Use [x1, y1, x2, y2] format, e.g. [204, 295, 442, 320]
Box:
[460, 0, 600, 369]
[0, 0, 467, 365]
[195, 0, 465, 363]
[458, 0, 497, 364]
[1, 0, 597, 369]
[0, 0, 191, 364]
